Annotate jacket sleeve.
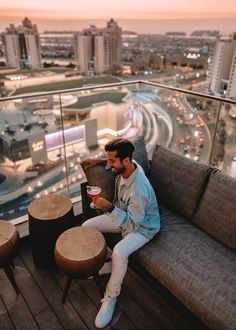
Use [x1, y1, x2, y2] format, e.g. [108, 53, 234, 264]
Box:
[110, 194, 147, 232]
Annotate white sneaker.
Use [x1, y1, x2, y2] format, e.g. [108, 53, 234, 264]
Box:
[98, 261, 112, 276]
[95, 296, 117, 328]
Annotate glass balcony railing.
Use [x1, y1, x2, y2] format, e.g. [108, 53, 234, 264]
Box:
[0, 80, 236, 223]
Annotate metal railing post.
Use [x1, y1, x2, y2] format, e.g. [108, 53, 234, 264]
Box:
[208, 101, 222, 165]
[137, 81, 141, 137]
[59, 93, 70, 196]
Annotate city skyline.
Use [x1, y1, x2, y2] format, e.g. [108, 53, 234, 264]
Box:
[1, 0, 236, 20]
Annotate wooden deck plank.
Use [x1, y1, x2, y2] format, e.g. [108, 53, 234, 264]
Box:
[76, 267, 162, 330]
[13, 256, 64, 330]
[125, 264, 207, 330]
[0, 296, 15, 330]
[52, 271, 101, 330]
[0, 269, 38, 330]
[124, 267, 181, 330]
[79, 275, 138, 330]
[19, 242, 88, 330]
[1, 238, 208, 330]
[118, 286, 161, 330]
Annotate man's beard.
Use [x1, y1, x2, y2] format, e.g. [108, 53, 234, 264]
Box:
[111, 166, 126, 176]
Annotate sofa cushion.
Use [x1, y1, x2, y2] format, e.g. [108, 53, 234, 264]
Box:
[82, 136, 149, 202]
[149, 145, 213, 220]
[132, 207, 236, 330]
[193, 170, 236, 252]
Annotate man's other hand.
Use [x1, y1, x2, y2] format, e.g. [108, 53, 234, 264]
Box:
[93, 197, 112, 212]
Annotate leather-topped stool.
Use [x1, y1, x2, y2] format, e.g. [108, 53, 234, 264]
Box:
[0, 220, 20, 294]
[55, 227, 107, 303]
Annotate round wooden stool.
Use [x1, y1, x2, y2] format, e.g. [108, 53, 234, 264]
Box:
[28, 194, 74, 269]
[0, 220, 20, 294]
[55, 227, 107, 303]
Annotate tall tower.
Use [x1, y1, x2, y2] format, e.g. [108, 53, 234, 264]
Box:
[3, 17, 41, 70]
[94, 34, 111, 74]
[104, 18, 122, 74]
[75, 34, 93, 73]
[209, 33, 236, 99]
[227, 41, 236, 99]
[74, 19, 122, 75]
[74, 25, 97, 73]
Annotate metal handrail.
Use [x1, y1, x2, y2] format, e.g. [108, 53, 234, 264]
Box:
[0, 79, 236, 105]
[141, 80, 236, 105]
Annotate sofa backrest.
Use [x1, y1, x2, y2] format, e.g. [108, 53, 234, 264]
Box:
[81, 136, 150, 202]
[192, 170, 236, 252]
[149, 145, 214, 220]
[82, 163, 115, 202]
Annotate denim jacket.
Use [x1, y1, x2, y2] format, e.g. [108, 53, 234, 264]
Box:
[110, 161, 160, 239]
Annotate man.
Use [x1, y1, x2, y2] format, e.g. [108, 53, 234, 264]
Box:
[82, 138, 160, 328]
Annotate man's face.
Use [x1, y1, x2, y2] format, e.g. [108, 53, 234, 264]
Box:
[106, 150, 126, 175]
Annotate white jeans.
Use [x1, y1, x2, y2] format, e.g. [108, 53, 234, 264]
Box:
[82, 214, 149, 298]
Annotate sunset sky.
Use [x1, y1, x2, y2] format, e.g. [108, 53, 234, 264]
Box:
[1, 0, 236, 19]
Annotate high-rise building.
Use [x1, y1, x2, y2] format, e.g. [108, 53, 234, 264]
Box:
[74, 25, 97, 73]
[74, 19, 122, 75]
[2, 18, 41, 70]
[209, 33, 236, 99]
[227, 45, 236, 99]
[94, 34, 112, 74]
[103, 18, 122, 74]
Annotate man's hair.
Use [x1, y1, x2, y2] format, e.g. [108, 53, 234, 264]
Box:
[105, 138, 135, 162]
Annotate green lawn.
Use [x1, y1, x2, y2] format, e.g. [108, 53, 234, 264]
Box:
[63, 92, 127, 109]
[13, 76, 121, 96]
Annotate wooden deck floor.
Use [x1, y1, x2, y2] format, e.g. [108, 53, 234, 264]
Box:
[0, 237, 207, 330]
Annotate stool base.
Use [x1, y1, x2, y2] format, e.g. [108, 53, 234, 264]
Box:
[62, 272, 104, 304]
[3, 265, 19, 295]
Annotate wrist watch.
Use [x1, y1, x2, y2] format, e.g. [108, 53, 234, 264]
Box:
[107, 204, 115, 213]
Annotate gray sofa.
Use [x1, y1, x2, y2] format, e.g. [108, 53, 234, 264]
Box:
[81, 140, 236, 330]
